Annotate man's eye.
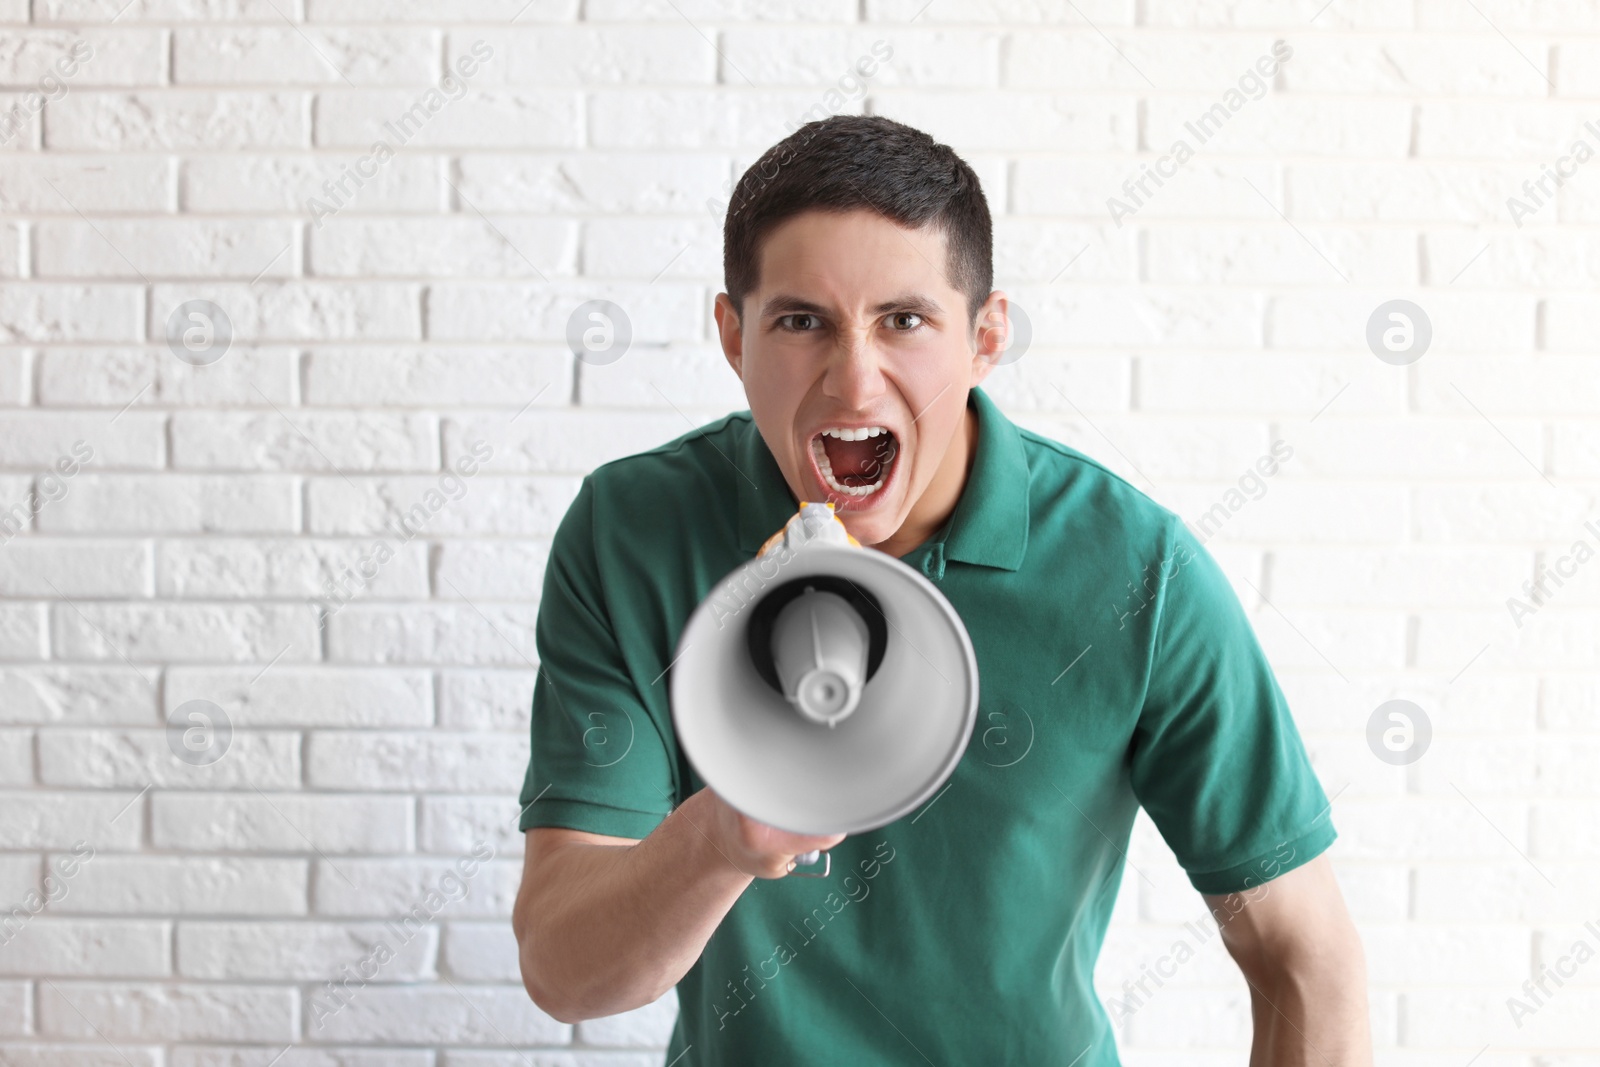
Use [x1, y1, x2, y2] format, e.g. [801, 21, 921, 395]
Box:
[779, 314, 820, 331]
[886, 312, 923, 331]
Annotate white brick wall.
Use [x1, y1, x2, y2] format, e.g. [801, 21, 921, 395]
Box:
[0, 1, 1594, 1063]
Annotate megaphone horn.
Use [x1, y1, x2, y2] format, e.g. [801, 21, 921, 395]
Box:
[671, 502, 980, 837]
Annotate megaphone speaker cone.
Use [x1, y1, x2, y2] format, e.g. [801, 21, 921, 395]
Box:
[671, 505, 979, 836]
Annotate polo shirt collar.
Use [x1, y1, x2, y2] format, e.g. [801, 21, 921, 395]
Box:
[736, 385, 1030, 572]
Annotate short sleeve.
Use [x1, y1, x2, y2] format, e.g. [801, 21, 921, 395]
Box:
[517, 475, 676, 838]
[1129, 516, 1337, 895]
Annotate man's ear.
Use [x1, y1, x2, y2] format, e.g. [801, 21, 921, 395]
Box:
[970, 289, 1010, 386]
[713, 292, 744, 380]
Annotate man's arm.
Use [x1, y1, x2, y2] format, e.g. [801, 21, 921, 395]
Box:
[1203, 853, 1372, 1067]
[512, 786, 845, 1023]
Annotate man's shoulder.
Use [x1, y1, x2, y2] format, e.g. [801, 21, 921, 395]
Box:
[1013, 424, 1181, 546]
[584, 408, 754, 499]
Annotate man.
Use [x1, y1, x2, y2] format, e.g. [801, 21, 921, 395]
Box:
[512, 114, 1372, 1065]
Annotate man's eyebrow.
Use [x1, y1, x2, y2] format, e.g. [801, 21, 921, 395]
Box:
[759, 293, 945, 319]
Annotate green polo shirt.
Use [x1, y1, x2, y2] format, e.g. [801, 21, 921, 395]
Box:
[518, 384, 1335, 1066]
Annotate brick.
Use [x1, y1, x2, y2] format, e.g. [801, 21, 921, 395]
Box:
[0, 220, 20, 276]
[451, 28, 714, 85]
[327, 604, 541, 666]
[0, 29, 163, 86]
[311, 218, 577, 278]
[440, 921, 518, 981]
[443, 410, 695, 474]
[435, 542, 547, 604]
[0, 666, 156, 725]
[36, 348, 297, 407]
[1416, 355, 1600, 414]
[184, 153, 440, 213]
[309, 984, 567, 1044]
[1142, 0, 1408, 26]
[307, 0, 574, 17]
[0, 411, 163, 468]
[177, 921, 436, 980]
[576, 346, 753, 410]
[0, 602, 46, 658]
[37, 981, 296, 1041]
[153, 793, 412, 853]
[1545, 295, 1600, 351]
[1267, 291, 1534, 352]
[0, 349, 25, 403]
[41, 475, 299, 534]
[170, 410, 438, 472]
[0, 980, 26, 1035]
[0, 920, 169, 977]
[1011, 413, 1269, 482]
[62, 857, 307, 916]
[1273, 547, 1531, 607]
[306, 731, 529, 791]
[419, 796, 524, 856]
[148, 282, 420, 342]
[1415, 484, 1600, 543]
[173, 27, 439, 85]
[33, 219, 296, 280]
[437, 670, 537, 732]
[38, 729, 302, 789]
[174, 1048, 432, 1067]
[0, 284, 141, 342]
[310, 855, 515, 918]
[0, 1047, 160, 1067]
[0, 854, 41, 901]
[0, 540, 150, 597]
[1417, 101, 1592, 158]
[46, 92, 307, 150]
[453, 152, 727, 214]
[1286, 161, 1533, 223]
[166, 666, 433, 729]
[306, 474, 580, 538]
[424, 281, 700, 344]
[1144, 96, 1411, 159]
[0, 726, 30, 783]
[595, 0, 849, 16]
[0, 791, 142, 848]
[52, 602, 319, 663]
[0, 156, 172, 212]
[1285, 35, 1551, 96]
[725, 28, 994, 88]
[304, 347, 571, 408]
[1145, 224, 1416, 286]
[38, 0, 291, 18]
[315, 90, 582, 149]
[581, 217, 721, 282]
[158, 537, 427, 599]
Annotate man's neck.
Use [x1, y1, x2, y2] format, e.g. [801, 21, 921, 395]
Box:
[872, 398, 978, 559]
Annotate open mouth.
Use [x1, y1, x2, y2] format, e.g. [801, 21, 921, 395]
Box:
[809, 425, 900, 504]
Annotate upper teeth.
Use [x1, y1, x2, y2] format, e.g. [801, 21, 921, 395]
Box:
[820, 426, 888, 441]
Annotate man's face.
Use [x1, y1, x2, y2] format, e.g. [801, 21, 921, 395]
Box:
[714, 208, 1007, 549]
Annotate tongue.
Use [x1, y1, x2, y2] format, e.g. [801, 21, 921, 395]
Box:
[821, 434, 894, 487]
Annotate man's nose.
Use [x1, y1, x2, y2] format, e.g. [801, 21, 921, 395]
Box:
[822, 328, 888, 409]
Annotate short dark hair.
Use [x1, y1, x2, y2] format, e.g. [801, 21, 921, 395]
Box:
[722, 114, 993, 327]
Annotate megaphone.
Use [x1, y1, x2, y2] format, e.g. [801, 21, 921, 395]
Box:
[670, 502, 979, 842]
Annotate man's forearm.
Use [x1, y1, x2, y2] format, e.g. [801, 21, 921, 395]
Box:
[516, 788, 755, 1023]
[1244, 945, 1372, 1067]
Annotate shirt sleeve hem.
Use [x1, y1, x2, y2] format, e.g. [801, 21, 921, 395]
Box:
[1185, 817, 1338, 896]
[519, 797, 671, 840]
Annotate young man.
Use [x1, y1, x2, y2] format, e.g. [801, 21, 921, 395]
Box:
[512, 115, 1372, 1065]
